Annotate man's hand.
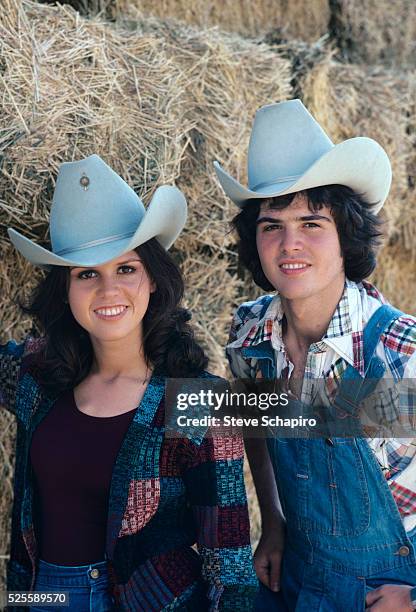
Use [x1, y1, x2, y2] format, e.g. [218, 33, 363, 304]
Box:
[365, 584, 415, 611]
[254, 523, 285, 592]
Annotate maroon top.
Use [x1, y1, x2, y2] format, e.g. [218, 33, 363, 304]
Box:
[30, 389, 136, 565]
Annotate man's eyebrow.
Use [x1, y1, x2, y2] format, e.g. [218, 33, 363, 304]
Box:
[256, 214, 332, 224]
[69, 258, 141, 271]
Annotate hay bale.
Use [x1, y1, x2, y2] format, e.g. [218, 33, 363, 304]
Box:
[0, 411, 15, 591]
[372, 242, 416, 316]
[400, 73, 416, 256]
[328, 0, 416, 67]
[298, 54, 414, 236]
[111, 0, 330, 42]
[38, 0, 416, 70]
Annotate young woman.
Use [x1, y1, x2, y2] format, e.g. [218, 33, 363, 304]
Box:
[1, 154, 257, 611]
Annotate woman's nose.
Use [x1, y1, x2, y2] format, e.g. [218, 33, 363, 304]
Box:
[96, 275, 120, 295]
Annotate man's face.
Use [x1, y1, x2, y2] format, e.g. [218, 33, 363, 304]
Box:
[256, 193, 345, 301]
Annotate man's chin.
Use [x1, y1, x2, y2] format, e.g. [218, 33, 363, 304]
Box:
[273, 284, 316, 301]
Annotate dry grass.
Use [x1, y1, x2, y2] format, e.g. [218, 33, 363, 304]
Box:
[372, 242, 416, 315]
[99, 0, 416, 68]
[300, 56, 412, 231]
[111, 0, 330, 41]
[329, 0, 416, 68]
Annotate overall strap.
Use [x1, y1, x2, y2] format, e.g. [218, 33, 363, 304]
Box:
[361, 304, 404, 370]
[333, 304, 403, 417]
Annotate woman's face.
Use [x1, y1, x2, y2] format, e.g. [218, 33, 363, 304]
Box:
[67, 250, 155, 344]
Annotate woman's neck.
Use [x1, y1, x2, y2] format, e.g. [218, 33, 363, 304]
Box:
[89, 333, 149, 382]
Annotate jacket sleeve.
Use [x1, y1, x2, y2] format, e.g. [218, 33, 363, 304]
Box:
[0, 336, 41, 418]
[225, 306, 253, 380]
[182, 432, 258, 611]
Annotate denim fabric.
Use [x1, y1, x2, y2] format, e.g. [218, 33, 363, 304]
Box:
[253, 305, 416, 610]
[255, 533, 416, 611]
[30, 559, 114, 612]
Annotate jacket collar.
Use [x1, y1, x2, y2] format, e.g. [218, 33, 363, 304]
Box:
[227, 280, 381, 377]
[106, 371, 165, 558]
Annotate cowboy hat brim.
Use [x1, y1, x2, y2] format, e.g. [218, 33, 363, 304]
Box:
[8, 185, 187, 268]
[214, 137, 391, 213]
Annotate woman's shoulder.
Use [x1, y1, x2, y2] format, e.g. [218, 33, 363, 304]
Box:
[4, 335, 47, 378]
[1, 334, 44, 360]
[20, 339, 46, 385]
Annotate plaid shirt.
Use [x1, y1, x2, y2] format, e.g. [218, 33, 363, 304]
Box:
[0, 337, 257, 611]
[226, 280, 416, 529]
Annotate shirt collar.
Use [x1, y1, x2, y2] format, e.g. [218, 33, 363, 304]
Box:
[229, 280, 372, 377]
[322, 281, 365, 375]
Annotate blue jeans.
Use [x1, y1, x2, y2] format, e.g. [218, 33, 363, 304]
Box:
[30, 559, 114, 612]
[255, 530, 416, 610]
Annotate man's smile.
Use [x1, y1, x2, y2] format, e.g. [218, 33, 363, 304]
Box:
[279, 260, 311, 275]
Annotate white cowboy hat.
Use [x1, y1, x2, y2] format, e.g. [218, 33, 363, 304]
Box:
[214, 99, 391, 212]
[8, 154, 187, 267]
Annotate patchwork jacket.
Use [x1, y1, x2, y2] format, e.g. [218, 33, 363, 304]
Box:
[0, 337, 258, 611]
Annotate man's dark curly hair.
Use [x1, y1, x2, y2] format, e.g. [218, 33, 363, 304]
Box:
[232, 184, 384, 291]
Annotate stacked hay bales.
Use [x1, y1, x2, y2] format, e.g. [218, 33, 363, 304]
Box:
[110, 0, 331, 41]
[1, 0, 415, 587]
[111, 0, 416, 67]
[328, 0, 416, 67]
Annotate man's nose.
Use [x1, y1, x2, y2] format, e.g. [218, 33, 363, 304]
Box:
[279, 228, 303, 253]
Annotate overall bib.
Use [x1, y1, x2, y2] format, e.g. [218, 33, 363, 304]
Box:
[252, 305, 416, 611]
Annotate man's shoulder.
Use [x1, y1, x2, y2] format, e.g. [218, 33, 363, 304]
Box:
[360, 281, 415, 350]
[231, 294, 275, 328]
[382, 312, 416, 357]
[361, 280, 387, 304]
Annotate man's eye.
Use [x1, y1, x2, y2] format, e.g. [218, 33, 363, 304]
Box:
[304, 222, 320, 228]
[263, 224, 281, 232]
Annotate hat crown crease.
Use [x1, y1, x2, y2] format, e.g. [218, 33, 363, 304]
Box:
[50, 154, 144, 254]
[247, 101, 334, 190]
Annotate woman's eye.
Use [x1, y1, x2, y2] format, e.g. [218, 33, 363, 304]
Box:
[118, 265, 136, 273]
[304, 222, 320, 228]
[76, 265, 137, 280]
[78, 270, 96, 279]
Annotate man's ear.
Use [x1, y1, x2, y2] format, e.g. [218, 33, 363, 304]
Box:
[150, 279, 156, 293]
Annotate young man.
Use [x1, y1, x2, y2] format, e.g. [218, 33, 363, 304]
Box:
[214, 100, 416, 611]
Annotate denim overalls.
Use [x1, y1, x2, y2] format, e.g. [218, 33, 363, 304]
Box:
[248, 305, 416, 611]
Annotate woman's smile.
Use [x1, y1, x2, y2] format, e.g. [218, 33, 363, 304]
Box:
[93, 305, 129, 320]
